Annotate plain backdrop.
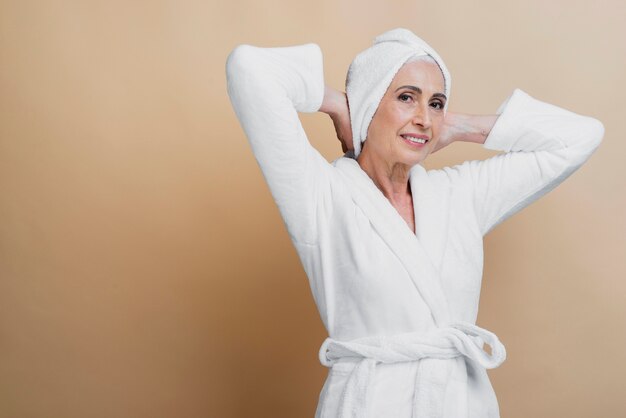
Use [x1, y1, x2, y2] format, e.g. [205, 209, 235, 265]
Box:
[1, 0, 625, 417]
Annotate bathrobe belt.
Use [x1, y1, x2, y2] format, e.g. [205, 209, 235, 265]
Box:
[318, 321, 506, 418]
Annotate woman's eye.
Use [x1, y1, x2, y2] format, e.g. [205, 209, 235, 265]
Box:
[431, 101, 444, 110]
[399, 93, 413, 102]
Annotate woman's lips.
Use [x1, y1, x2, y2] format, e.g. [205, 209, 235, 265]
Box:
[400, 134, 430, 148]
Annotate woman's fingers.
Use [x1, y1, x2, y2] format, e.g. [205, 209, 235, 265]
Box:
[430, 112, 457, 154]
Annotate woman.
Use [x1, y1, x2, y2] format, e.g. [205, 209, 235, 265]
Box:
[225, 28, 603, 418]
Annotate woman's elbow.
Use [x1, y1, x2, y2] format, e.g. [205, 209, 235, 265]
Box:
[225, 44, 256, 82]
[589, 117, 605, 147]
[579, 116, 605, 153]
[570, 116, 605, 166]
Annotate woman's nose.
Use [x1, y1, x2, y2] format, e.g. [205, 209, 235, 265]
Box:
[412, 103, 432, 129]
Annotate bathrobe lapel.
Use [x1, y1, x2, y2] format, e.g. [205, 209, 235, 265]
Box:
[409, 163, 450, 279]
[335, 157, 452, 326]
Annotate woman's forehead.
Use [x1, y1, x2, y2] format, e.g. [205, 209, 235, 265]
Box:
[391, 60, 445, 93]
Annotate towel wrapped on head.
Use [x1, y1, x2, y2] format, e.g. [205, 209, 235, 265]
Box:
[346, 27, 452, 158]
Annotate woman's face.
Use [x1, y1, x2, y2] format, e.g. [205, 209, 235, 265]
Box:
[364, 59, 447, 167]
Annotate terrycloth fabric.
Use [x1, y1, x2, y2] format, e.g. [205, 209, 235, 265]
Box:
[225, 41, 604, 418]
[346, 28, 451, 158]
[319, 322, 506, 417]
[320, 156, 508, 418]
[319, 324, 504, 370]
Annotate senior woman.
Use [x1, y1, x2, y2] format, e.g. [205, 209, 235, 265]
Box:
[225, 28, 603, 418]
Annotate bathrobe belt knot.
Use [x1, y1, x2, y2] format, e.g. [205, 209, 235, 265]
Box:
[318, 321, 506, 417]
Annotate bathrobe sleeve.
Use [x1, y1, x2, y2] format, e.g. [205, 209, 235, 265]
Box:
[460, 88, 604, 236]
[225, 43, 332, 244]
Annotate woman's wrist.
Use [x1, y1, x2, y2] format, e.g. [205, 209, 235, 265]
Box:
[319, 84, 354, 152]
[448, 113, 499, 145]
[319, 85, 345, 116]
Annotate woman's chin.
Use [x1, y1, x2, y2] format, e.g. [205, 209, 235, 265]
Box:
[397, 138, 430, 162]
[399, 147, 429, 166]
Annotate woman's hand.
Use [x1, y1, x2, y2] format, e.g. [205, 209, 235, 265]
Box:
[319, 85, 353, 153]
[430, 111, 459, 154]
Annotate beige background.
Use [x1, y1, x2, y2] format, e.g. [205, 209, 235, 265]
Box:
[1, 0, 624, 417]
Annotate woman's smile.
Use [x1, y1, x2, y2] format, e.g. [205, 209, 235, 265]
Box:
[400, 133, 430, 148]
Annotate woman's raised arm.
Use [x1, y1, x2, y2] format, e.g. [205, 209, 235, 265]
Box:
[447, 88, 604, 236]
[225, 43, 333, 245]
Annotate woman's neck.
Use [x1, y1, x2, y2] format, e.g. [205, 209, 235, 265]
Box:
[356, 147, 412, 204]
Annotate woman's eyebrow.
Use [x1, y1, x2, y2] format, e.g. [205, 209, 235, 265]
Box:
[394, 85, 447, 101]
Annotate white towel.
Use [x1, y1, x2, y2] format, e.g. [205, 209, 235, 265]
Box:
[346, 27, 452, 158]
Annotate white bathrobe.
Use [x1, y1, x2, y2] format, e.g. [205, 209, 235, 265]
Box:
[225, 42, 604, 418]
